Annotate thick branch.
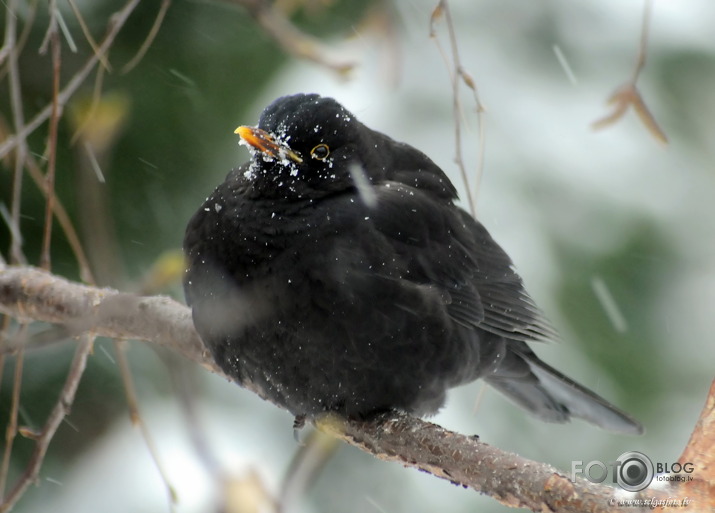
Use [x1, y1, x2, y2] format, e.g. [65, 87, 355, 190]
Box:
[678, 378, 715, 508]
[318, 412, 625, 512]
[0, 265, 703, 512]
[0, 264, 205, 369]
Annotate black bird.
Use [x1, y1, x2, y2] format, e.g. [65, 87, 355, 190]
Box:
[183, 93, 643, 434]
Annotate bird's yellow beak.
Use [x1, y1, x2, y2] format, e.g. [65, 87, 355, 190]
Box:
[234, 126, 303, 163]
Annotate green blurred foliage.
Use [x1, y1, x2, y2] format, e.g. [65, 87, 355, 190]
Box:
[0, 2, 376, 510]
[551, 218, 677, 408]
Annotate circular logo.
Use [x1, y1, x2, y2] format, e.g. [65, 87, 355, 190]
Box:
[616, 451, 654, 492]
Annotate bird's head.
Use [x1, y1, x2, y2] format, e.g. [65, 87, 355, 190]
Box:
[235, 94, 367, 199]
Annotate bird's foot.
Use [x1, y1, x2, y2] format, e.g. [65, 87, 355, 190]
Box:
[293, 414, 307, 445]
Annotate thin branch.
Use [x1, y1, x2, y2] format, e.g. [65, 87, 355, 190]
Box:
[0, 2, 15, 67]
[40, 8, 62, 271]
[164, 353, 224, 482]
[114, 341, 178, 511]
[0, 336, 24, 502]
[121, 0, 171, 73]
[0, 265, 705, 512]
[23, 154, 95, 284]
[0, 0, 36, 73]
[0, 0, 142, 160]
[225, 0, 354, 75]
[66, 0, 113, 71]
[0, 334, 94, 513]
[631, 0, 652, 83]
[592, 0, 667, 145]
[6, 0, 27, 266]
[429, 0, 486, 217]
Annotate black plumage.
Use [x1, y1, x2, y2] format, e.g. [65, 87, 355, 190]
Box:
[183, 93, 643, 434]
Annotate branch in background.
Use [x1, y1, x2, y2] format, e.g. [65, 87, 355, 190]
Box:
[429, 0, 486, 217]
[0, 334, 93, 513]
[1, 265, 710, 512]
[114, 340, 178, 510]
[66, 0, 112, 71]
[0, 325, 25, 504]
[5, 0, 28, 266]
[592, 0, 668, 145]
[39, 3, 63, 272]
[22, 153, 95, 283]
[226, 0, 354, 75]
[121, 0, 171, 74]
[678, 379, 715, 509]
[0, 0, 142, 161]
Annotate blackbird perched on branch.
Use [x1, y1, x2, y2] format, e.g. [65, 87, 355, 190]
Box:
[183, 93, 643, 435]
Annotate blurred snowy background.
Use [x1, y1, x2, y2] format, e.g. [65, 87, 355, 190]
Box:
[2, 1, 714, 512]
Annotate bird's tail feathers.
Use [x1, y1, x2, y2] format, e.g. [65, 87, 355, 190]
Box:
[486, 350, 644, 435]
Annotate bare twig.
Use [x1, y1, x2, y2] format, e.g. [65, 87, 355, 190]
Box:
[114, 341, 178, 511]
[0, 0, 39, 70]
[226, 0, 354, 75]
[121, 0, 171, 73]
[592, 0, 668, 144]
[429, 0, 486, 216]
[0, 0, 143, 160]
[40, 7, 62, 271]
[630, 0, 652, 84]
[0, 334, 94, 513]
[0, 335, 24, 502]
[166, 354, 224, 477]
[6, 0, 27, 266]
[66, 0, 112, 71]
[23, 154, 95, 283]
[0, 3, 15, 67]
[0, 265, 704, 513]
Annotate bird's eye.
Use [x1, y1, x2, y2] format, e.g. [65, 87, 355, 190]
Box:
[310, 143, 330, 160]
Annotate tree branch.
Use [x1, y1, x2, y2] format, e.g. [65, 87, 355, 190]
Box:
[0, 0, 142, 160]
[225, 0, 354, 75]
[0, 265, 206, 371]
[0, 265, 710, 512]
[591, 0, 668, 144]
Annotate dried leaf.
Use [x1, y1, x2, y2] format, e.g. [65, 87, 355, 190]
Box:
[592, 84, 668, 145]
[631, 88, 669, 144]
[592, 85, 634, 130]
[591, 101, 629, 130]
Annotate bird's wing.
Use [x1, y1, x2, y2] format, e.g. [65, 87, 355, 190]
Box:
[369, 182, 557, 342]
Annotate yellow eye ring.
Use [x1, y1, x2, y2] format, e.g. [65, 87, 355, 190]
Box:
[310, 143, 330, 160]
